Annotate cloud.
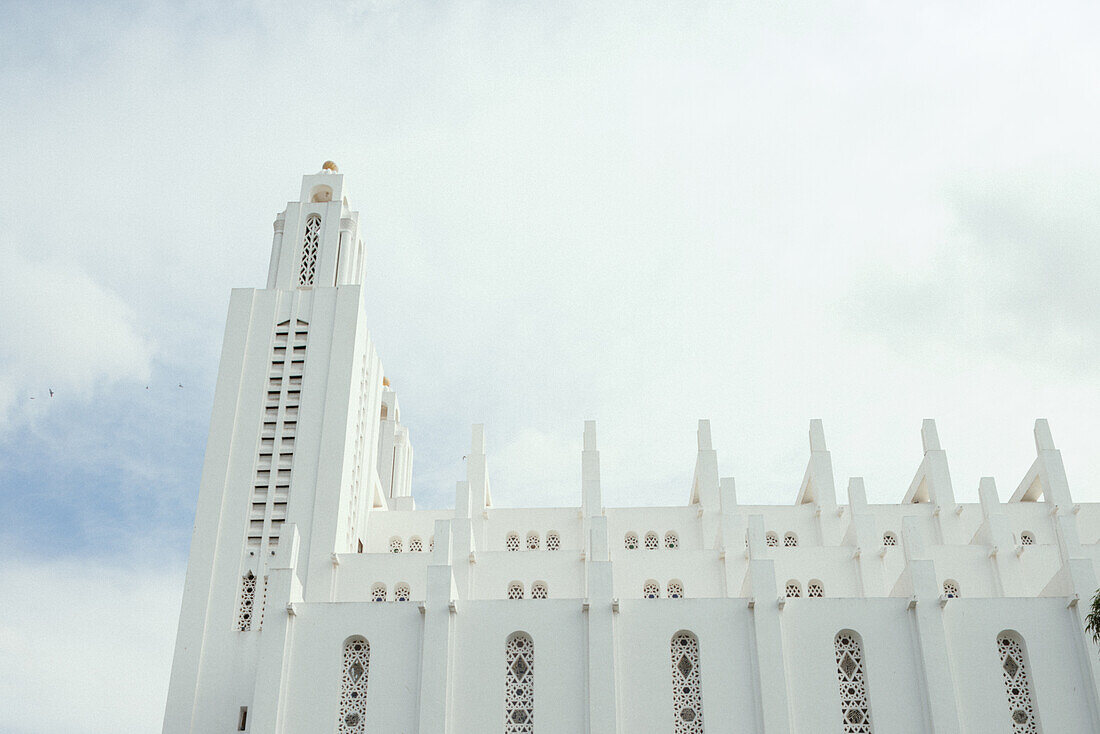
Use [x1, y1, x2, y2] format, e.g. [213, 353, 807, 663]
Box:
[0, 551, 183, 734]
[850, 169, 1100, 373]
[0, 257, 154, 424]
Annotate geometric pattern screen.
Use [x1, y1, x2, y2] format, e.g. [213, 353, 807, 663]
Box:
[835, 630, 873, 733]
[671, 631, 704, 733]
[337, 637, 370, 734]
[299, 214, 320, 287]
[997, 632, 1039, 734]
[505, 632, 534, 733]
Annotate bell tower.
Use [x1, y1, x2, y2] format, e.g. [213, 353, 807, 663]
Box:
[163, 164, 411, 733]
[266, 161, 367, 290]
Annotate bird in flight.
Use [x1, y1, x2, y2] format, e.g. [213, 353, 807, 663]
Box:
[49, 389, 54, 397]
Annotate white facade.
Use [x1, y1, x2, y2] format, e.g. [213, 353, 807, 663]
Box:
[164, 167, 1100, 734]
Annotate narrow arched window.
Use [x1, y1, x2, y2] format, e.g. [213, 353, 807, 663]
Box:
[644, 531, 659, 550]
[644, 579, 661, 599]
[671, 631, 703, 733]
[785, 580, 801, 598]
[371, 583, 387, 602]
[943, 580, 959, 599]
[506, 532, 520, 551]
[429, 535, 435, 552]
[409, 536, 423, 552]
[765, 532, 779, 548]
[526, 531, 540, 550]
[808, 580, 825, 598]
[237, 572, 257, 631]
[1020, 531, 1035, 546]
[625, 531, 639, 550]
[505, 632, 534, 732]
[338, 637, 369, 733]
[883, 532, 897, 547]
[531, 581, 548, 599]
[394, 583, 410, 602]
[783, 532, 799, 548]
[389, 537, 403, 554]
[667, 580, 684, 599]
[835, 630, 873, 733]
[299, 214, 321, 287]
[507, 581, 525, 600]
[546, 531, 560, 551]
[997, 631, 1040, 732]
[665, 531, 679, 549]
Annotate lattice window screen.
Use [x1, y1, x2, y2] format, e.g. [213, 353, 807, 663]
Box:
[835, 631, 873, 733]
[998, 633, 1040, 733]
[505, 633, 534, 733]
[299, 214, 321, 287]
[337, 638, 369, 733]
[237, 573, 257, 631]
[671, 632, 704, 733]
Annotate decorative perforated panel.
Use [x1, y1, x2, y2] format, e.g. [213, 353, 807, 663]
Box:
[337, 637, 369, 733]
[505, 633, 534, 733]
[671, 632, 704, 733]
[237, 573, 256, 631]
[835, 631, 873, 733]
[998, 633, 1039, 733]
[299, 214, 320, 287]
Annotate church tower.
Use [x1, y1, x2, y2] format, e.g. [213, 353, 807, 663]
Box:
[162, 163, 412, 732]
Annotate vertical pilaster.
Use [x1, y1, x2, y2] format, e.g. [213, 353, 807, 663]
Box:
[584, 516, 619, 733]
[847, 479, 885, 597]
[746, 515, 792, 734]
[418, 519, 457, 734]
[901, 516, 961, 734]
[976, 478, 1024, 597]
[248, 525, 303, 734]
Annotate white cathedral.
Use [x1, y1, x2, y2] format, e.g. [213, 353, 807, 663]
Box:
[163, 165, 1100, 734]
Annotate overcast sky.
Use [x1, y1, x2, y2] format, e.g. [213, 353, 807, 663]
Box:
[2, 1, 1099, 731]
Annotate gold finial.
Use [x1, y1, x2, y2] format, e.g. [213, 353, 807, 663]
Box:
[382, 376, 391, 387]
[322, 160, 339, 173]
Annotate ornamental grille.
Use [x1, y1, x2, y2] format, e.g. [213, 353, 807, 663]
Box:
[644, 580, 661, 599]
[258, 574, 269, 629]
[546, 532, 560, 551]
[807, 581, 824, 598]
[625, 532, 639, 550]
[248, 320, 306, 551]
[783, 533, 799, 547]
[835, 631, 873, 733]
[337, 638, 369, 734]
[409, 537, 423, 552]
[1021, 532, 1035, 546]
[998, 633, 1039, 733]
[671, 632, 704, 733]
[505, 633, 534, 733]
[645, 532, 659, 550]
[299, 214, 320, 287]
[394, 583, 411, 602]
[508, 582, 525, 600]
[785, 582, 801, 598]
[943, 581, 959, 599]
[507, 533, 520, 551]
[389, 537, 403, 553]
[766, 532, 779, 547]
[667, 581, 684, 599]
[883, 533, 897, 546]
[371, 583, 387, 602]
[526, 532, 540, 550]
[665, 532, 679, 549]
[531, 582, 548, 599]
[237, 573, 257, 630]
